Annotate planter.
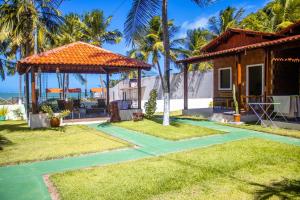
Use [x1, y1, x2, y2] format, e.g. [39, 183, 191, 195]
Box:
[50, 117, 61, 127]
[233, 114, 241, 122]
[0, 116, 6, 121]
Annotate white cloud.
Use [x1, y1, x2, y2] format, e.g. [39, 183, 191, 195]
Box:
[177, 17, 209, 38]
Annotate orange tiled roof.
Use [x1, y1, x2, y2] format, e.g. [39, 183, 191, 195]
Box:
[177, 34, 300, 64]
[46, 88, 62, 93]
[90, 88, 106, 93]
[17, 42, 151, 74]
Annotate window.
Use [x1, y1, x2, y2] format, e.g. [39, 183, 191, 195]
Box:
[218, 67, 232, 90]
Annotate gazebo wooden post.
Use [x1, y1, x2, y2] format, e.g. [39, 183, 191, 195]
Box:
[183, 63, 188, 110]
[138, 69, 142, 109]
[106, 73, 110, 107]
[25, 72, 30, 119]
[31, 67, 37, 114]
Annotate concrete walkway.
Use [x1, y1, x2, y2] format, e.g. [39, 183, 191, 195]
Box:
[0, 120, 300, 200]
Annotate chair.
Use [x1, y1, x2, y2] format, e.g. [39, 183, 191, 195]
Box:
[65, 101, 81, 119]
[57, 100, 66, 111]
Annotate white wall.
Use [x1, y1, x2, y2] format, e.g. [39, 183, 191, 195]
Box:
[1, 104, 26, 120]
[110, 71, 213, 112]
[141, 98, 212, 112]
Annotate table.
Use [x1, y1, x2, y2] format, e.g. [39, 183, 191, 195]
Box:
[248, 102, 282, 127]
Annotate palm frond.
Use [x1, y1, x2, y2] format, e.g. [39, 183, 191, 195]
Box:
[124, 0, 161, 45]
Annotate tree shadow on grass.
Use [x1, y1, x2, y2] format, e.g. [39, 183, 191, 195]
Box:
[0, 135, 13, 150]
[157, 155, 300, 200]
[0, 121, 66, 133]
[251, 178, 300, 200]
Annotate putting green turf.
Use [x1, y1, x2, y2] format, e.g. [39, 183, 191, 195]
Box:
[0, 120, 299, 200]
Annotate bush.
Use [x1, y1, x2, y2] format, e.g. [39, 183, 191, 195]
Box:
[144, 90, 157, 119]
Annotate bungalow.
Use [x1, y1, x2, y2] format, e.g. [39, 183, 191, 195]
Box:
[177, 21, 300, 122]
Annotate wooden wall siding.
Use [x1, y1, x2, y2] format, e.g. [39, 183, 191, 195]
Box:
[213, 33, 272, 52]
[213, 55, 236, 98]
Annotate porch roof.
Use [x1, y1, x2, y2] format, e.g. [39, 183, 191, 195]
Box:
[17, 41, 152, 75]
[177, 34, 300, 64]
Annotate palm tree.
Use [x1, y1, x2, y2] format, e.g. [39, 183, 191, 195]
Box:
[82, 10, 122, 89]
[83, 10, 122, 46]
[125, 0, 212, 126]
[266, 0, 300, 31]
[128, 16, 183, 90]
[181, 28, 213, 71]
[240, 0, 300, 32]
[208, 6, 244, 35]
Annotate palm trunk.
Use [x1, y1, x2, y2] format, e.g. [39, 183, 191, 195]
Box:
[162, 0, 171, 126]
[156, 62, 165, 91]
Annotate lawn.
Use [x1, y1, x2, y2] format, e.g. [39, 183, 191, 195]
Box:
[113, 118, 223, 140]
[0, 121, 131, 166]
[223, 122, 300, 139]
[51, 139, 300, 200]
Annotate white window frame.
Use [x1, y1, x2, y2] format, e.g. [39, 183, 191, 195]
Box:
[218, 67, 232, 90]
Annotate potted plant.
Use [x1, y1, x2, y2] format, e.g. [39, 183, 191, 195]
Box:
[232, 84, 241, 122]
[0, 106, 8, 121]
[13, 108, 24, 120]
[41, 105, 70, 127]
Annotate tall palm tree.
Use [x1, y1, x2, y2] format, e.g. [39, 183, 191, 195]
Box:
[125, 0, 212, 126]
[181, 28, 213, 71]
[128, 16, 183, 90]
[82, 10, 122, 89]
[208, 6, 244, 35]
[83, 10, 122, 46]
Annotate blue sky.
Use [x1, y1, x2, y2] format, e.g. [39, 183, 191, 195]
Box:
[0, 0, 268, 93]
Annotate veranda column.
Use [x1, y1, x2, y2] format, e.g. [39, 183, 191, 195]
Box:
[31, 67, 37, 114]
[25, 72, 30, 118]
[138, 69, 142, 109]
[236, 54, 242, 111]
[183, 63, 188, 110]
[106, 73, 110, 107]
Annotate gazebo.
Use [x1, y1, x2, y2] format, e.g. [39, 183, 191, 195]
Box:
[17, 41, 151, 120]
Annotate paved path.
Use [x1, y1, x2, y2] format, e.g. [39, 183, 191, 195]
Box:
[0, 120, 300, 200]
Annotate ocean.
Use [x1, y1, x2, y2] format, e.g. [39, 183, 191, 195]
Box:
[0, 92, 87, 100]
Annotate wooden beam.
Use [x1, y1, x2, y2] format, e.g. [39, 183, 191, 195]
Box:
[236, 54, 242, 111]
[31, 67, 37, 114]
[25, 72, 30, 119]
[138, 69, 142, 109]
[106, 73, 110, 108]
[183, 63, 188, 110]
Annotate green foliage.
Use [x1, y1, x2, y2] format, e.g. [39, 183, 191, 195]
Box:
[0, 106, 8, 116]
[208, 6, 245, 35]
[144, 90, 157, 119]
[13, 108, 23, 119]
[232, 84, 239, 114]
[41, 105, 70, 120]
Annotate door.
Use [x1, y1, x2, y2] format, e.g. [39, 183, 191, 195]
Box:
[246, 64, 264, 102]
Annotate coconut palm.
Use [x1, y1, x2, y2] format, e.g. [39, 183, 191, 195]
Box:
[83, 10, 122, 46]
[125, 0, 212, 125]
[128, 16, 183, 89]
[208, 6, 244, 35]
[181, 28, 213, 71]
[240, 10, 273, 32]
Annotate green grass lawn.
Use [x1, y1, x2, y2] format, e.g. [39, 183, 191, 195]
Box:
[0, 121, 131, 166]
[113, 118, 223, 140]
[51, 138, 300, 200]
[223, 122, 300, 139]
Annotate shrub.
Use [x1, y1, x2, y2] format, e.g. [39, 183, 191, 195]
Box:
[144, 89, 157, 119]
[0, 106, 8, 117]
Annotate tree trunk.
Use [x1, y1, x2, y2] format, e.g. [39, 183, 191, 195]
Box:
[156, 62, 165, 91]
[162, 0, 171, 126]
